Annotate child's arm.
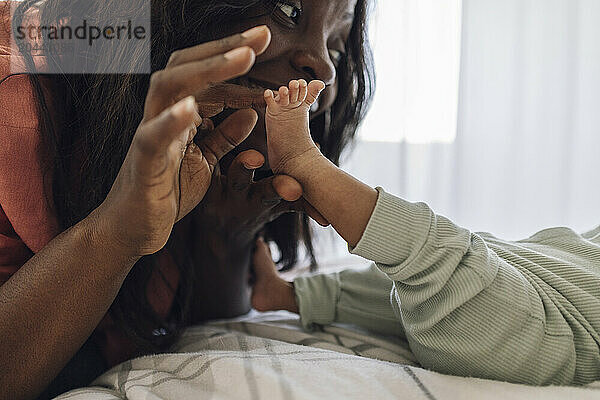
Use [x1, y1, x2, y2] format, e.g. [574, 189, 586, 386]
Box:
[282, 149, 379, 248]
[251, 238, 405, 338]
[254, 190, 600, 386]
[261, 81, 600, 386]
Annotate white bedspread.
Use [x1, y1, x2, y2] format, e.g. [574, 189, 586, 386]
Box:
[55, 311, 600, 400]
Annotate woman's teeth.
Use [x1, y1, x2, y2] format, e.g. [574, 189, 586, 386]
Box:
[311, 99, 320, 113]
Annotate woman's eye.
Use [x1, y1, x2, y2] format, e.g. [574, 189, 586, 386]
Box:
[276, 2, 302, 24]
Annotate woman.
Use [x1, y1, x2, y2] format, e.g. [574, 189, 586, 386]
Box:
[0, 0, 373, 398]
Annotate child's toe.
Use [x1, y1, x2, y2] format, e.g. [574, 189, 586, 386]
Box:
[289, 80, 300, 103]
[298, 79, 308, 103]
[264, 89, 277, 108]
[278, 86, 290, 106]
[305, 80, 326, 105]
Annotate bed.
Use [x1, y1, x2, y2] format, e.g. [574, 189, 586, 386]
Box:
[54, 309, 600, 400]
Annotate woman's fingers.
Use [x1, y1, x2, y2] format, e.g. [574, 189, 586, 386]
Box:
[145, 25, 272, 120]
[250, 174, 301, 208]
[196, 108, 258, 168]
[270, 197, 330, 227]
[196, 84, 266, 117]
[227, 150, 264, 192]
[166, 25, 271, 68]
[172, 47, 255, 90]
[251, 176, 283, 207]
[145, 47, 257, 120]
[272, 175, 302, 202]
[135, 96, 198, 159]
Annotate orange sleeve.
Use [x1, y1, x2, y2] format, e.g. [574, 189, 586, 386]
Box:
[0, 2, 60, 271]
[0, 71, 59, 285]
[0, 204, 33, 285]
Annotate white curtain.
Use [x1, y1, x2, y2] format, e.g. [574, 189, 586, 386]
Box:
[313, 0, 600, 265]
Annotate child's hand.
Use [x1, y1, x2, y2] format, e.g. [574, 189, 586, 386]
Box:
[264, 79, 326, 176]
[251, 237, 299, 313]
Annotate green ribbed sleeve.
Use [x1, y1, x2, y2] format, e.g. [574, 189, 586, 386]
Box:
[295, 188, 600, 386]
[294, 264, 405, 337]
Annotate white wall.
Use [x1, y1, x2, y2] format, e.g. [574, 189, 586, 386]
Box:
[311, 0, 600, 266]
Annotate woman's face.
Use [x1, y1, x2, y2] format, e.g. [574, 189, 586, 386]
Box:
[222, 0, 358, 170]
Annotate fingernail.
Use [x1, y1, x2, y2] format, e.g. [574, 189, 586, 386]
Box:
[224, 46, 252, 61]
[242, 25, 268, 40]
[172, 96, 196, 116]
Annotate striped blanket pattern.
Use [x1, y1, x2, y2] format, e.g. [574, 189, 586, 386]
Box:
[55, 312, 600, 400]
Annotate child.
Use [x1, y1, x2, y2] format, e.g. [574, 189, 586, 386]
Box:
[251, 80, 600, 386]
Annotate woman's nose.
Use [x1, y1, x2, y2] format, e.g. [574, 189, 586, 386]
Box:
[290, 50, 336, 86]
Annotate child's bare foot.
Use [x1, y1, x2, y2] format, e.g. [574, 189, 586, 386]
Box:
[264, 79, 326, 174]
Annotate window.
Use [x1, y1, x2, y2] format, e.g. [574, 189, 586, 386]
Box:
[359, 0, 463, 144]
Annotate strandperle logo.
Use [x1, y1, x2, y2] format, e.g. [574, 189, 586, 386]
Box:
[10, 2, 151, 74]
[15, 19, 147, 47]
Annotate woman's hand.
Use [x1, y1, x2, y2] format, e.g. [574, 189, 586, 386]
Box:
[173, 141, 328, 321]
[189, 111, 329, 251]
[251, 237, 298, 313]
[178, 149, 306, 320]
[192, 149, 305, 247]
[96, 26, 273, 258]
